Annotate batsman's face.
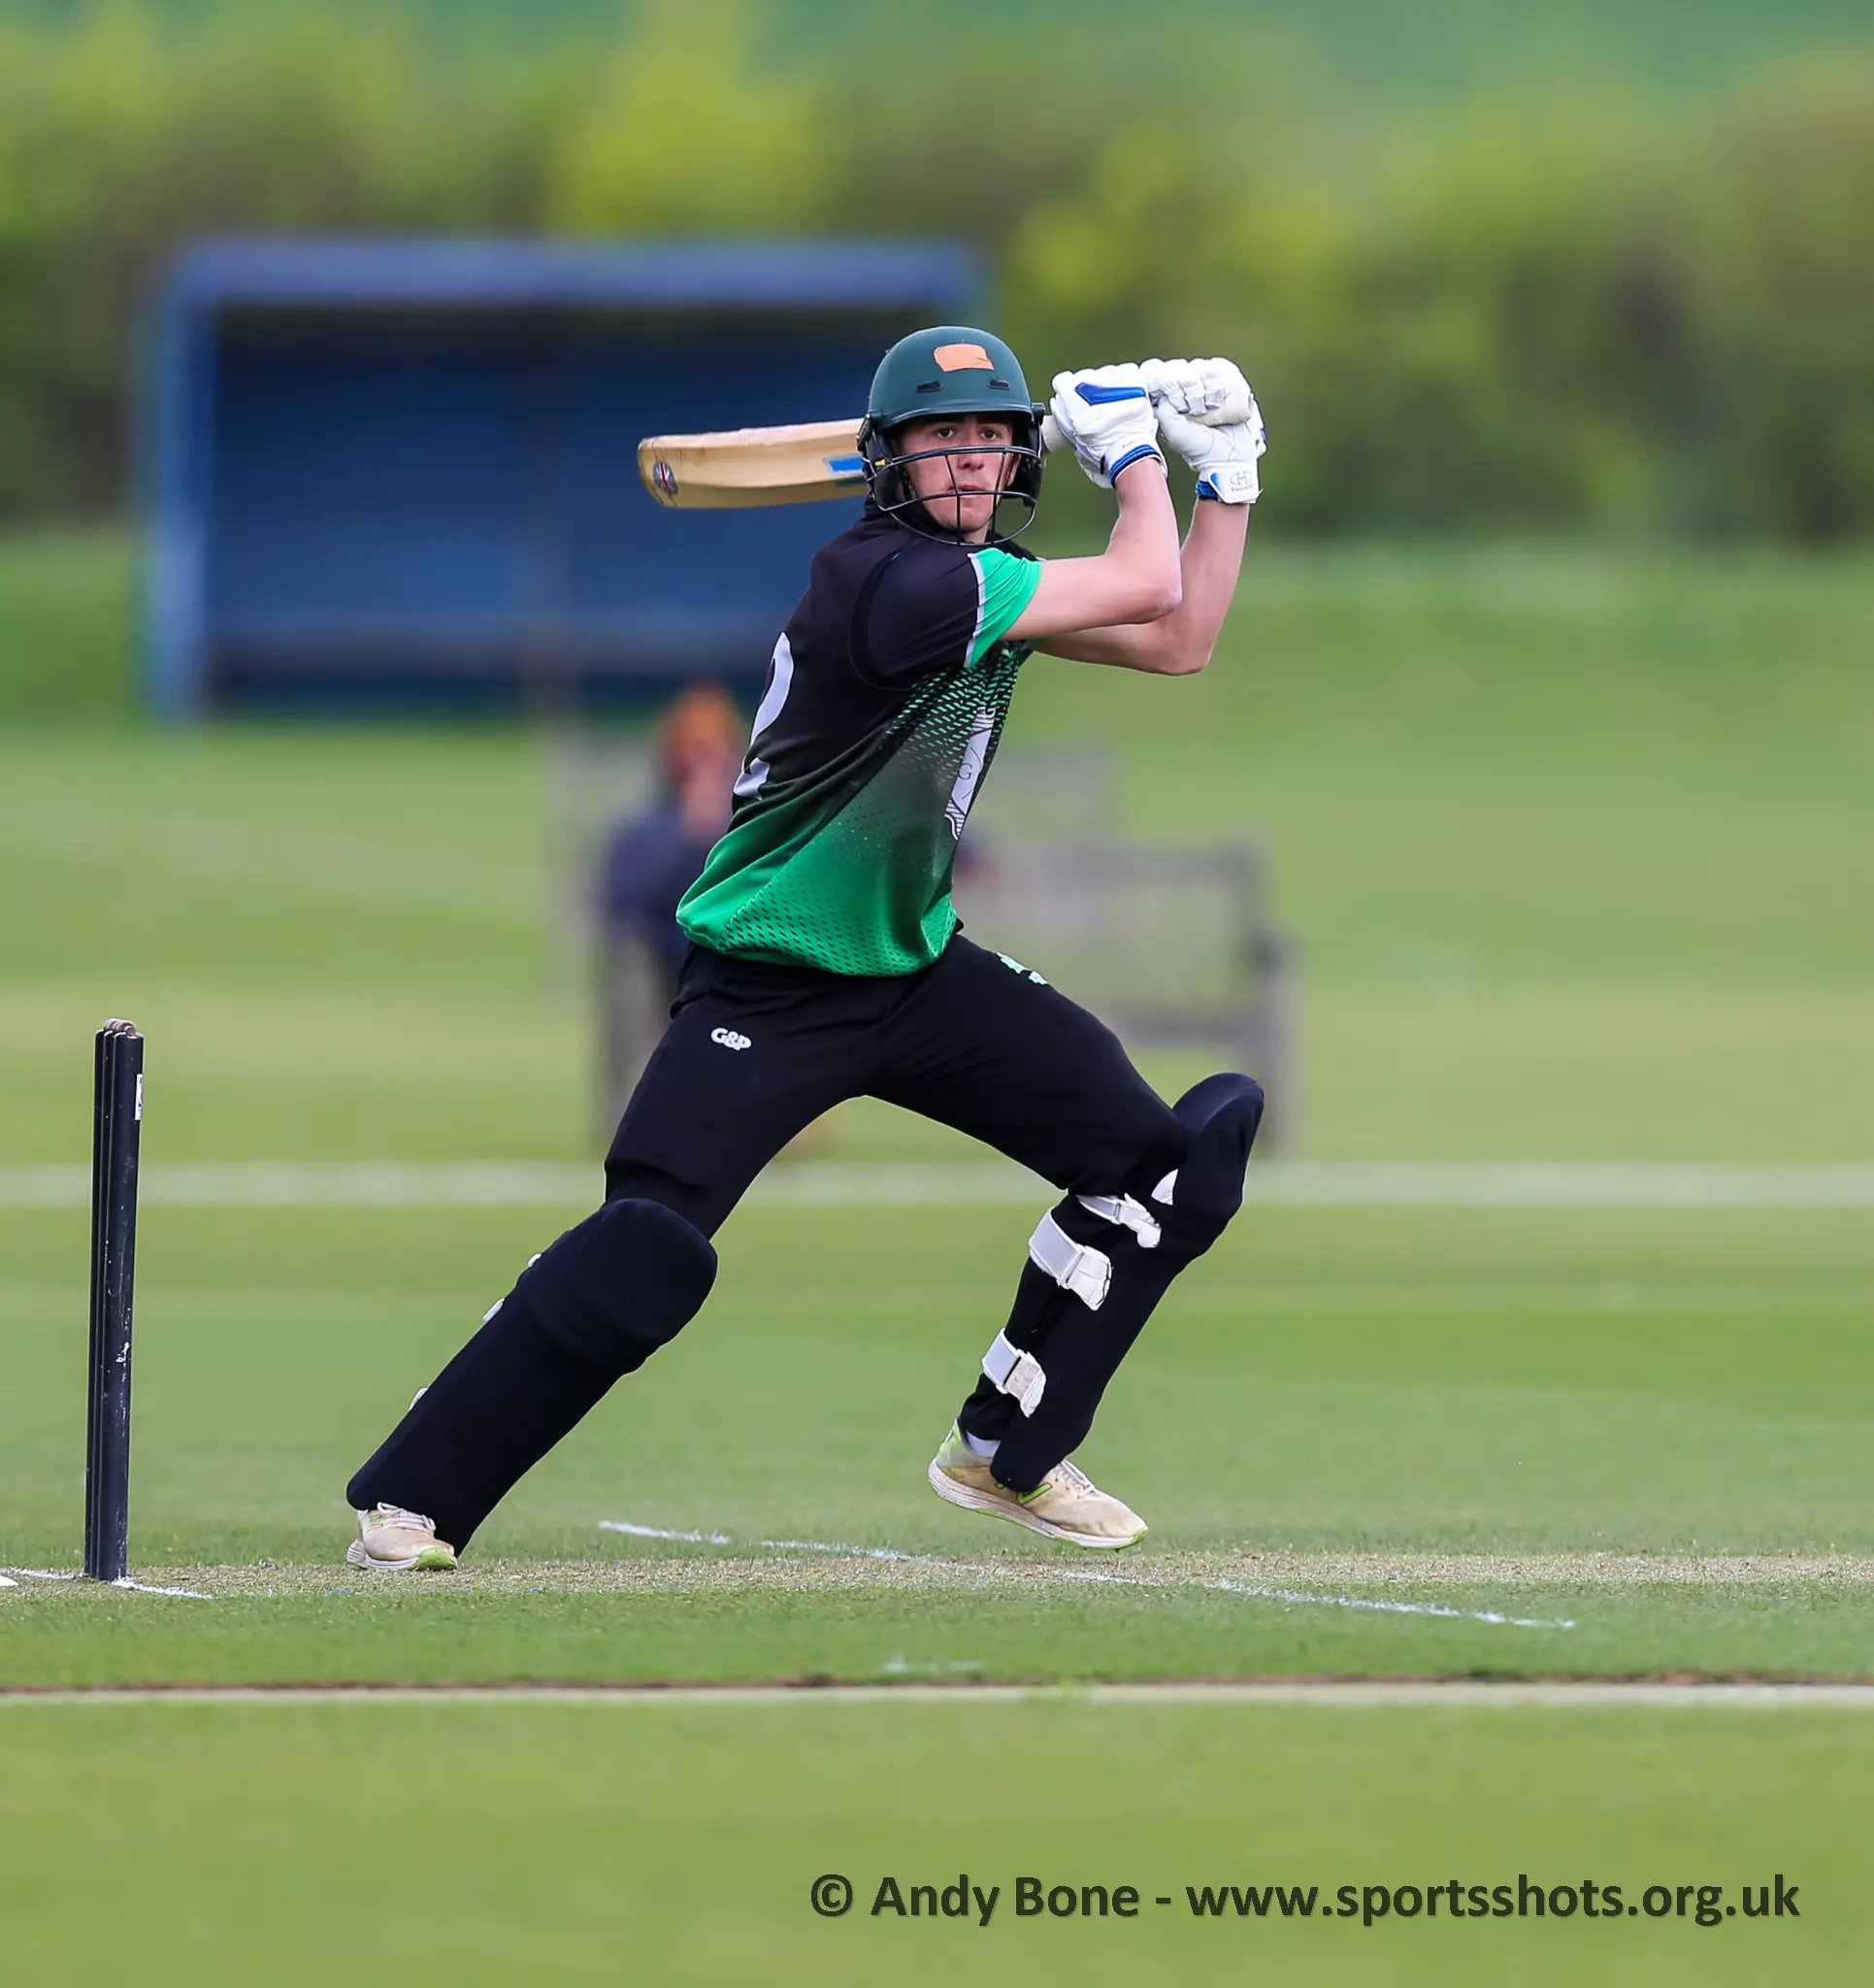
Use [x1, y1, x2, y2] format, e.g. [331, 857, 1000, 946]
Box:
[895, 415, 1018, 540]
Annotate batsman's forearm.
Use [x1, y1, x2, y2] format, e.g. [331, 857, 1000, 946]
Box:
[1104, 459, 1184, 605]
[1006, 461, 1185, 647]
[1181, 497, 1251, 625]
[1140, 498, 1249, 674]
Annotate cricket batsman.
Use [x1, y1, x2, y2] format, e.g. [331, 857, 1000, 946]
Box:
[344, 329, 1268, 1570]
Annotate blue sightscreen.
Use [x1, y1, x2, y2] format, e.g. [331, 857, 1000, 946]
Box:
[144, 240, 980, 714]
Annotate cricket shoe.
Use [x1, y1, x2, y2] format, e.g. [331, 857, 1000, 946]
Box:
[927, 1424, 1147, 1549]
[345, 1503, 457, 1573]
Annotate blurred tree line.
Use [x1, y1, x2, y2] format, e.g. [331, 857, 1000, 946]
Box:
[1, 0, 1870, 539]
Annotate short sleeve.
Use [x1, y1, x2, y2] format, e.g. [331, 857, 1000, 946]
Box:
[967, 547, 1042, 665]
[851, 539, 1039, 684]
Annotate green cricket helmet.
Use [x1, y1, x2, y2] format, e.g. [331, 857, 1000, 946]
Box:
[857, 326, 1047, 539]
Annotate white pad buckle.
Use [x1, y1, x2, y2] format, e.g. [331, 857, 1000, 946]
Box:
[1028, 1210, 1112, 1309]
[1076, 1191, 1162, 1249]
[981, 1330, 1047, 1416]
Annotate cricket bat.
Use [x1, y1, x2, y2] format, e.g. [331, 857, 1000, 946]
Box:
[639, 416, 1064, 511]
[639, 395, 1246, 510]
[639, 419, 890, 510]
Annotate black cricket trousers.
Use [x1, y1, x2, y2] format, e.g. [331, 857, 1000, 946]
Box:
[604, 934, 1187, 1234]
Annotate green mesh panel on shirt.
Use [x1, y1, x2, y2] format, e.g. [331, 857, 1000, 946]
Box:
[677, 547, 1039, 976]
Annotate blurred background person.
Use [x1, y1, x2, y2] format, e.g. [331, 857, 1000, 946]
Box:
[594, 682, 744, 1121]
[596, 680, 744, 999]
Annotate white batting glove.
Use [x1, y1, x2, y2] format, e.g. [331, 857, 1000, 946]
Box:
[1138, 356, 1256, 427]
[1152, 359, 1266, 505]
[1048, 365, 1166, 489]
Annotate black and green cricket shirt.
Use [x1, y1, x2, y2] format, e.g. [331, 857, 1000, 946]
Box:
[676, 505, 1042, 976]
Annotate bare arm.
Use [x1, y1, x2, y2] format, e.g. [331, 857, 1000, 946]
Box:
[1035, 497, 1249, 676]
[1003, 462, 1183, 643]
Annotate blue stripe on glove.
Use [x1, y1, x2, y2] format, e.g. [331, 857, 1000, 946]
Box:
[1105, 443, 1165, 483]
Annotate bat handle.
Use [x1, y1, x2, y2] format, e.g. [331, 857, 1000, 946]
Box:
[1038, 394, 1242, 457]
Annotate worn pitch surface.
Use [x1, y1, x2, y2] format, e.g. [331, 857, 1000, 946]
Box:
[4, 1191, 1873, 1682]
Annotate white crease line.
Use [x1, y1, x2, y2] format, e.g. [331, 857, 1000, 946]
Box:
[602, 1522, 931, 1566]
[2, 1569, 210, 1600]
[5, 1683, 1874, 1707]
[5, 1160, 1874, 1211]
[597, 1523, 1576, 1632]
[1053, 1564, 1573, 1631]
[600, 1522, 734, 1546]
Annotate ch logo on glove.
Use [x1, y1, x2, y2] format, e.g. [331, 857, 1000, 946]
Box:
[1143, 356, 1265, 505]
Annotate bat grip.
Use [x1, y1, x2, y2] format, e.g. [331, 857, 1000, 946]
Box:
[1039, 395, 1240, 456]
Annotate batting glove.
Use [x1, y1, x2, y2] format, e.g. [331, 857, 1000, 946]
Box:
[1146, 357, 1266, 504]
[1138, 356, 1256, 427]
[1048, 365, 1167, 489]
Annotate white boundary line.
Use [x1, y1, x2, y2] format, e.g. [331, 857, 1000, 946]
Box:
[597, 1522, 1577, 1632]
[3, 1159, 1874, 1210]
[2, 1682, 1871, 1707]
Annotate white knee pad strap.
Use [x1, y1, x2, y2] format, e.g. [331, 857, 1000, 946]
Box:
[1029, 1210, 1113, 1309]
[981, 1330, 1047, 1415]
[1076, 1191, 1163, 1249]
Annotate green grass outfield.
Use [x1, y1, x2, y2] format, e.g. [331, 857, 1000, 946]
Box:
[2, 542, 1871, 1982]
[0, 1699, 1866, 1987]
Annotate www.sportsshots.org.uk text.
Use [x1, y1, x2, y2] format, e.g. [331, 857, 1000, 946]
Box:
[811, 1872, 1800, 1927]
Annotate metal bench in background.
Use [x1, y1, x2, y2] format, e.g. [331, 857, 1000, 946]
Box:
[953, 836, 1298, 1152]
[571, 736, 1299, 1150]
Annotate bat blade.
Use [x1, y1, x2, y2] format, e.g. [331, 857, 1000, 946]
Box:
[638, 401, 1237, 511]
[638, 414, 1076, 510]
[639, 420, 869, 511]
